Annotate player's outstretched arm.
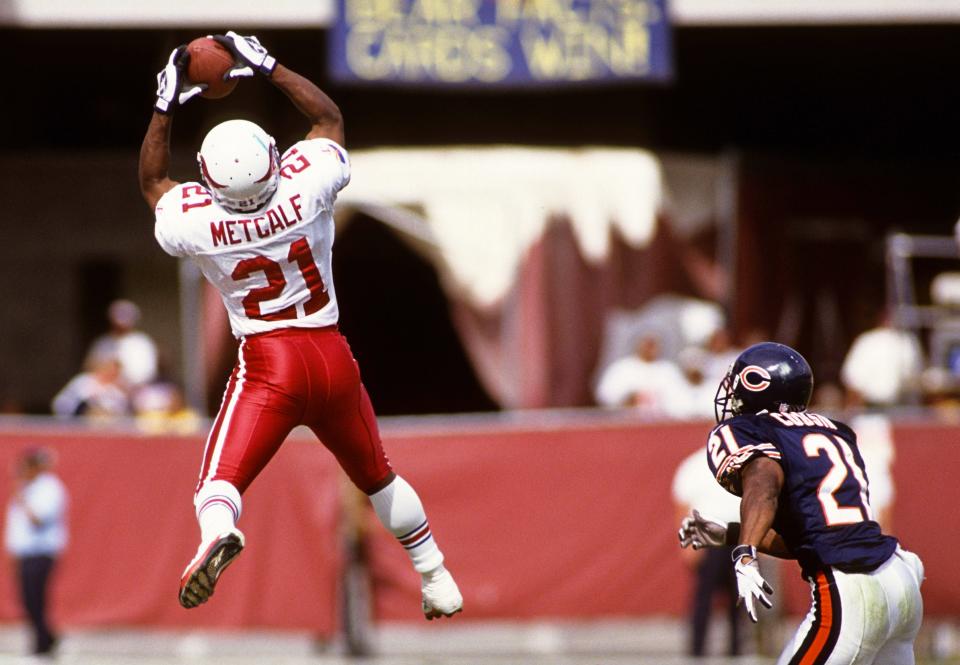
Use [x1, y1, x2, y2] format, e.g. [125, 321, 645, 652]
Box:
[678, 509, 794, 558]
[139, 113, 179, 211]
[214, 31, 344, 146]
[140, 46, 205, 210]
[270, 64, 344, 146]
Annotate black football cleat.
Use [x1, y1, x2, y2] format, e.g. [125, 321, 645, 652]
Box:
[178, 529, 245, 609]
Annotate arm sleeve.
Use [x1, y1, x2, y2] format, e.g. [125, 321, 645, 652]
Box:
[51, 376, 87, 416]
[707, 418, 783, 496]
[285, 138, 351, 202]
[153, 187, 191, 258]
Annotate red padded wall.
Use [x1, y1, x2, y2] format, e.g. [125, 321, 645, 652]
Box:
[0, 415, 953, 632]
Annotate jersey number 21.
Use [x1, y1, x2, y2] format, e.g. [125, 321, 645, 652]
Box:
[803, 433, 875, 526]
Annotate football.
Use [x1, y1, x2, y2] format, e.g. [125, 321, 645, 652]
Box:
[186, 37, 237, 99]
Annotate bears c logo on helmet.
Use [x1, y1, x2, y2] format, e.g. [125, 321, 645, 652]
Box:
[738, 365, 771, 392]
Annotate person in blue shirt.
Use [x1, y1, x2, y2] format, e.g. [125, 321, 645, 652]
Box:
[4, 448, 68, 657]
[679, 342, 924, 664]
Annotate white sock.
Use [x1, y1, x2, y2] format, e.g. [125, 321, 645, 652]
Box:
[194, 480, 242, 543]
[369, 475, 444, 573]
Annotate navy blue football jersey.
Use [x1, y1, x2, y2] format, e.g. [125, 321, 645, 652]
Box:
[705, 410, 897, 577]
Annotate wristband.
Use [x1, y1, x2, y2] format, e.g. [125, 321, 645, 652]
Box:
[731, 544, 757, 563]
[724, 522, 741, 547]
[261, 55, 277, 76]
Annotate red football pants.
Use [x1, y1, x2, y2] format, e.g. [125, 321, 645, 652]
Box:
[196, 326, 392, 496]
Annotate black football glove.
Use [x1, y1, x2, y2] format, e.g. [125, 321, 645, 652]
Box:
[154, 46, 206, 114]
[212, 31, 277, 79]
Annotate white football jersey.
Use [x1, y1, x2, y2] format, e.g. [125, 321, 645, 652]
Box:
[155, 138, 350, 338]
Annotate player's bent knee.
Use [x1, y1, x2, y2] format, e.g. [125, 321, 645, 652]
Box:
[362, 470, 397, 495]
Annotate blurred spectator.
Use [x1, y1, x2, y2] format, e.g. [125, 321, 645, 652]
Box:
[676, 347, 714, 419]
[845, 412, 896, 529]
[4, 448, 67, 657]
[595, 297, 726, 385]
[840, 312, 923, 408]
[51, 353, 130, 418]
[595, 334, 690, 417]
[683, 328, 742, 419]
[701, 328, 740, 388]
[672, 448, 742, 657]
[132, 381, 201, 434]
[86, 299, 159, 389]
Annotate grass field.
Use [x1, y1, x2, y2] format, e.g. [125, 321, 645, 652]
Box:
[1, 619, 957, 665]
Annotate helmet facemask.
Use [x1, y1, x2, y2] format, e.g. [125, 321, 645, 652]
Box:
[714, 370, 744, 424]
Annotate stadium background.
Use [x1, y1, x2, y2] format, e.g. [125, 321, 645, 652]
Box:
[1, 1, 959, 662]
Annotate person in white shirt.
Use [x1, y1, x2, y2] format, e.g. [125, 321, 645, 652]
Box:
[4, 448, 68, 657]
[595, 334, 692, 418]
[50, 353, 130, 418]
[86, 299, 159, 389]
[841, 315, 923, 408]
[681, 328, 746, 420]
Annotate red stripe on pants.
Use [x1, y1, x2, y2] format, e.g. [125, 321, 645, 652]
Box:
[196, 352, 245, 492]
[799, 572, 835, 665]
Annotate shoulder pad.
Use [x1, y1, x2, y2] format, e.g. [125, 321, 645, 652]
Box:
[157, 182, 216, 219]
[707, 415, 782, 496]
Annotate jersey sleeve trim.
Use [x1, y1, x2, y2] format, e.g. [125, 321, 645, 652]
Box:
[715, 443, 782, 495]
[290, 138, 350, 165]
[317, 138, 348, 164]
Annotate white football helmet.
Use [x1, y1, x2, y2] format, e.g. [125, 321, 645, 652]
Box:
[197, 119, 280, 212]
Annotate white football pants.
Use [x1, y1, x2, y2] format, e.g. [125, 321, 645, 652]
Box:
[777, 547, 924, 665]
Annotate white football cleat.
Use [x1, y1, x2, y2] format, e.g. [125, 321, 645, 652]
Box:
[421, 566, 463, 620]
[178, 529, 245, 609]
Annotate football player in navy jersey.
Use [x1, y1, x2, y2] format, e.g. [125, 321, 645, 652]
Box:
[679, 342, 924, 664]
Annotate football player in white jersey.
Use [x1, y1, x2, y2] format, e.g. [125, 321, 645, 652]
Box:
[139, 31, 462, 619]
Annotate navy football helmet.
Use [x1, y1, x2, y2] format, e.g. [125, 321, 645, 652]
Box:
[714, 342, 814, 423]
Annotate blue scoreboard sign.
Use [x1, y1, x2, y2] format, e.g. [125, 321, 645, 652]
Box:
[330, 0, 673, 87]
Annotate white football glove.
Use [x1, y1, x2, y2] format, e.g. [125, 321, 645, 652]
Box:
[155, 46, 206, 114]
[734, 557, 773, 622]
[678, 509, 728, 550]
[213, 31, 277, 79]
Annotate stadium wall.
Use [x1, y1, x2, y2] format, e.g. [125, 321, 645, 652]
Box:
[0, 416, 953, 634]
